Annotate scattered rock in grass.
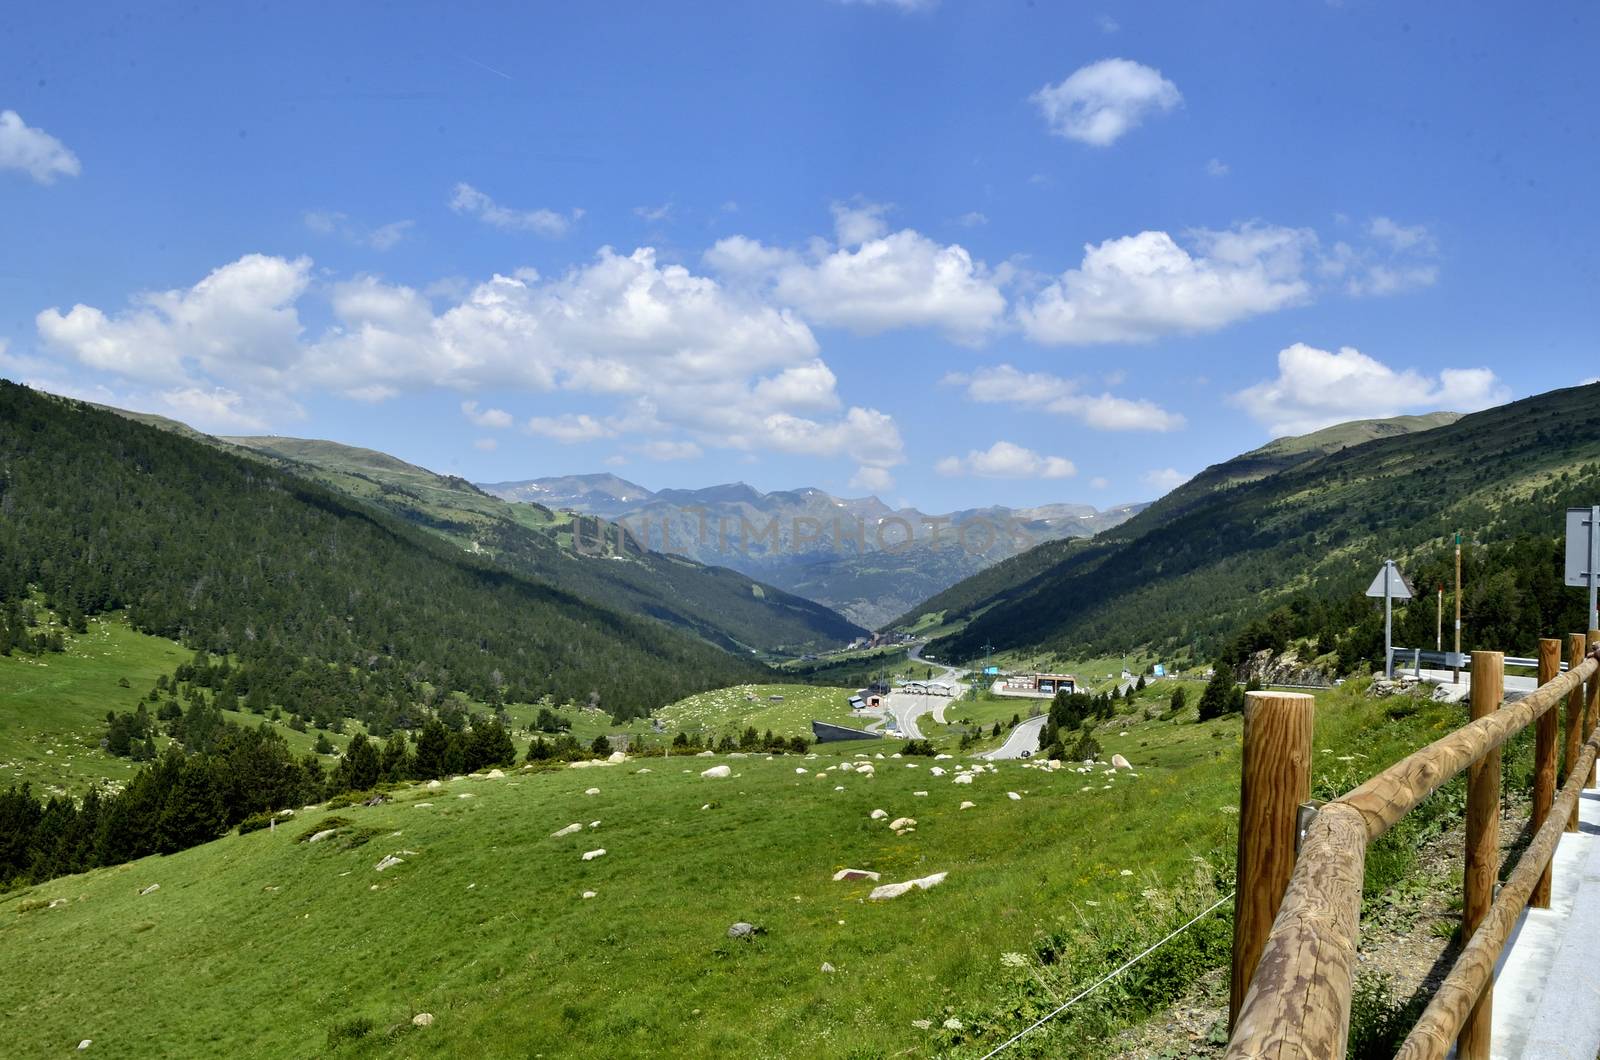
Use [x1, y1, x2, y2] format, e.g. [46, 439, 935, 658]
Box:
[832, 868, 880, 882]
[855, 763, 875, 776]
[795, 768, 808, 775]
[457, 793, 474, 800]
[930, 767, 946, 777]
[700, 803, 711, 810]
[959, 801, 975, 810]
[869, 808, 888, 820]
[636, 768, 652, 774]
[49, 898, 68, 909]
[953, 774, 974, 785]
[912, 791, 928, 797]
[486, 769, 505, 779]
[581, 848, 606, 861]
[139, 884, 160, 896]
[1007, 791, 1022, 801]
[1112, 754, 1133, 770]
[412, 1013, 434, 1027]
[834, 786, 845, 792]
[375, 855, 404, 872]
[78, 1041, 91, 1051]
[363, 795, 387, 807]
[888, 817, 916, 830]
[551, 823, 582, 838]
[727, 921, 764, 940]
[838, 762, 855, 773]
[413, 803, 432, 809]
[608, 751, 628, 764]
[821, 962, 835, 973]
[868, 872, 947, 900]
[701, 765, 731, 779]
[582, 891, 597, 900]
[585, 787, 601, 795]
[589, 820, 601, 828]
[943, 1018, 963, 1031]
[426, 780, 442, 789]
[934, 753, 953, 760]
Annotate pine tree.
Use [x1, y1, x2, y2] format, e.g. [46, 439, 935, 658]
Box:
[1196, 667, 1235, 722]
[413, 718, 449, 779]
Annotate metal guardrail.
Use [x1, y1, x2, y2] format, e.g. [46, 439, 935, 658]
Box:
[1388, 647, 1571, 675]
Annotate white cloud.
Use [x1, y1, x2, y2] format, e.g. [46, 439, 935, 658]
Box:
[1032, 59, 1181, 147]
[1321, 217, 1439, 296]
[1205, 158, 1230, 177]
[35, 248, 902, 474]
[450, 183, 581, 237]
[473, 437, 498, 452]
[1233, 343, 1509, 436]
[936, 441, 1076, 480]
[37, 253, 313, 393]
[705, 204, 1006, 341]
[460, 399, 513, 429]
[634, 203, 673, 223]
[1090, 476, 1110, 489]
[0, 110, 80, 184]
[303, 212, 414, 251]
[944, 364, 1185, 432]
[958, 211, 988, 228]
[1142, 467, 1190, 492]
[526, 413, 613, 443]
[1018, 224, 1314, 344]
[1096, 14, 1120, 33]
[850, 465, 895, 493]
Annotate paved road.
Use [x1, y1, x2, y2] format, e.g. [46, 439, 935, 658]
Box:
[889, 642, 965, 739]
[983, 715, 1047, 760]
[1415, 668, 1536, 694]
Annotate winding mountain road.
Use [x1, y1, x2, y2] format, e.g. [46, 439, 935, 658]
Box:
[983, 715, 1047, 760]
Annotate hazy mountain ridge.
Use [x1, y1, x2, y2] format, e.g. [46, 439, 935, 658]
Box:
[480, 475, 1148, 627]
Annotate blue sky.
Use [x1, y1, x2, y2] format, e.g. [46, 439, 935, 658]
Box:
[3, 1, 1596, 510]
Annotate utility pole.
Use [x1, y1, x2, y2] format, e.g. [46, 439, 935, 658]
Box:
[1454, 532, 1462, 683]
[1436, 583, 1443, 652]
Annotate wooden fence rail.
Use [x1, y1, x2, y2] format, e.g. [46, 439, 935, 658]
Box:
[1226, 634, 1600, 1060]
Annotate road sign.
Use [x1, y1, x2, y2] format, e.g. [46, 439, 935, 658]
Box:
[1564, 507, 1600, 631]
[1366, 560, 1411, 678]
[1365, 563, 1413, 599]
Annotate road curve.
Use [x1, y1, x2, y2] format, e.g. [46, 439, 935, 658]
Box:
[983, 715, 1047, 760]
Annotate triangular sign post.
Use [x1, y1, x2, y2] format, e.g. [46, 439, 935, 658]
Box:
[1366, 560, 1411, 677]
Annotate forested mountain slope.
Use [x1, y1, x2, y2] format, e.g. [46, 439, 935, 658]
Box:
[914, 387, 1600, 664]
[0, 382, 763, 722]
[221, 436, 864, 656]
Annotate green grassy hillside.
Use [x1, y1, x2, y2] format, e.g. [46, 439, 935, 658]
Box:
[216, 435, 865, 657]
[0, 381, 764, 726]
[0, 677, 1467, 1059]
[909, 385, 1600, 664]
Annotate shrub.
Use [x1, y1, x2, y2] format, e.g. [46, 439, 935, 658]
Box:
[237, 811, 275, 835]
[899, 739, 937, 757]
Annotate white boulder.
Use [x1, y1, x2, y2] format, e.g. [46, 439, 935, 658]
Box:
[832, 868, 880, 882]
[701, 765, 732, 779]
[581, 848, 606, 861]
[868, 871, 947, 901]
[1112, 754, 1133, 770]
[550, 823, 582, 838]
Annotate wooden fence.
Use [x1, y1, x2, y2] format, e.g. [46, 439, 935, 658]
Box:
[1225, 635, 1600, 1059]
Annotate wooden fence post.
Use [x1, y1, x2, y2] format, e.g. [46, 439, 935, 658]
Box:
[1229, 690, 1315, 1031]
[1588, 630, 1600, 787]
[1460, 651, 1503, 1060]
[1532, 638, 1560, 908]
[1566, 634, 1586, 830]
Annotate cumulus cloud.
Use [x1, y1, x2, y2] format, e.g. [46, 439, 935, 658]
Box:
[1019, 223, 1314, 344]
[850, 465, 895, 493]
[1142, 467, 1191, 492]
[958, 211, 988, 228]
[705, 203, 1006, 340]
[0, 110, 80, 184]
[1205, 158, 1230, 177]
[1233, 343, 1509, 436]
[936, 441, 1076, 480]
[35, 249, 903, 474]
[944, 364, 1185, 431]
[450, 183, 582, 237]
[1032, 59, 1181, 146]
[526, 413, 613, 443]
[460, 399, 513, 429]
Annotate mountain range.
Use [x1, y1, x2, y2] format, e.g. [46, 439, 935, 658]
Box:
[479, 475, 1146, 627]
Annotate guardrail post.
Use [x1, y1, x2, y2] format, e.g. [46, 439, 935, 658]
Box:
[1229, 690, 1315, 1031]
[1533, 638, 1561, 908]
[1588, 630, 1600, 786]
[1460, 650, 1503, 1060]
[1566, 634, 1586, 830]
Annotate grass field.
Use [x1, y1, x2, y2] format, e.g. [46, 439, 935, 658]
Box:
[0, 673, 1474, 1058]
[0, 616, 361, 797]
